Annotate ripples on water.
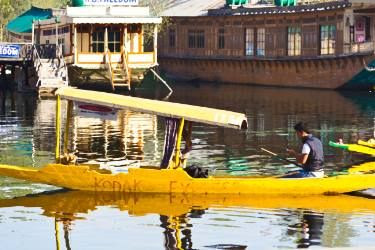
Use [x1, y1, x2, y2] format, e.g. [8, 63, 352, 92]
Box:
[0, 84, 374, 249]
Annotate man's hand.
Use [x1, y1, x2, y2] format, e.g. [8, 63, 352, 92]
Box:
[286, 148, 296, 156]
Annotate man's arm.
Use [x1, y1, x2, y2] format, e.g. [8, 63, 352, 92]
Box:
[287, 145, 310, 165]
[298, 153, 309, 165]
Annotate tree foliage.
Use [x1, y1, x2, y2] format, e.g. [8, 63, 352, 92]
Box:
[0, 0, 70, 40]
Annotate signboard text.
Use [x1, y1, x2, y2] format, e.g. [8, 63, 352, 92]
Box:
[0, 45, 21, 58]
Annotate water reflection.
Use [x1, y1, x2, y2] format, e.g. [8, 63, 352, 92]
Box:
[0, 191, 374, 249]
[286, 210, 324, 248]
[71, 109, 160, 166]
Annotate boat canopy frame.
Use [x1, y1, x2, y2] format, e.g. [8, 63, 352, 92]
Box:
[54, 87, 248, 168]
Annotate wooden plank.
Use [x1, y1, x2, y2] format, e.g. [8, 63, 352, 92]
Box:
[55, 87, 248, 129]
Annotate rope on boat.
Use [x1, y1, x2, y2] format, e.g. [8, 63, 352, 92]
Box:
[363, 58, 375, 72]
[150, 68, 173, 99]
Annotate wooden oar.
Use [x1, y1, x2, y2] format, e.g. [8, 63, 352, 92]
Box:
[260, 148, 302, 168]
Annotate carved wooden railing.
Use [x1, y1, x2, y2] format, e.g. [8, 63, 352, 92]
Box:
[121, 45, 131, 86]
[56, 44, 69, 85]
[105, 49, 115, 91]
[343, 41, 375, 55]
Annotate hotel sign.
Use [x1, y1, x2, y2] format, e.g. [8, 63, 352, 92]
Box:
[0, 44, 20, 58]
[73, 0, 139, 6]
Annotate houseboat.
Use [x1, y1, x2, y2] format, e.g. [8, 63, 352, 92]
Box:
[159, 0, 375, 90]
[6, 0, 162, 91]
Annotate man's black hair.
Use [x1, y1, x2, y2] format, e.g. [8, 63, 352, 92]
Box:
[294, 122, 310, 133]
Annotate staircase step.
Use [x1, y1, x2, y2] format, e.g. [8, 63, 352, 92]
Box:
[113, 83, 130, 87]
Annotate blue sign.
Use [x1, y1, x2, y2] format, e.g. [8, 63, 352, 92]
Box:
[0, 45, 21, 58]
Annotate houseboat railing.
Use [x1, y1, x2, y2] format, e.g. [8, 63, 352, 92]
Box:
[297, 0, 341, 5]
[56, 44, 69, 85]
[34, 44, 57, 59]
[121, 46, 130, 86]
[105, 49, 115, 91]
[344, 41, 375, 55]
[32, 44, 43, 86]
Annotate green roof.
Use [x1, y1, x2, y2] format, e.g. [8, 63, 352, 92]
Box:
[6, 6, 53, 34]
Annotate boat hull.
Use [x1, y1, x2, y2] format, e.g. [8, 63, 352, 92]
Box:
[0, 163, 374, 195]
[159, 54, 375, 90]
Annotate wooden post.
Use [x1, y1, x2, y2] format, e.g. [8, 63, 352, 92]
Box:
[31, 22, 35, 44]
[173, 118, 185, 169]
[1, 24, 3, 42]
[74, 24, 77, 64]
[124, 24, 127, 52]
[63, 100, 73, 155]
[24, 65, 29, 87]
[89, 24, 92, 52]
[105, 26, 108, 52]
[139, 25, 143, 52]
[55, 94, 61, 163]
[55, 20, 59, 57]
[153, 25, 158, 64]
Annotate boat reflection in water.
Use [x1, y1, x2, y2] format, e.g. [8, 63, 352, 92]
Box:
[33, 97, 161, 169]
[0, 191, 374, 249]
[71, 108, 160, 166]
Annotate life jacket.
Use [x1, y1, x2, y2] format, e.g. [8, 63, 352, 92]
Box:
[302, 134, 324, 172]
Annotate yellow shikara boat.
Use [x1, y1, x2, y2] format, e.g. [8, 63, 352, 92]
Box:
[358, 139, 375, 149]
[0, 87, 374, 195]
[329, 141, 375, 156]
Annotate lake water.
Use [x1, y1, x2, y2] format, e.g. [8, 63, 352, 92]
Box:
[0, 83, 374, 249]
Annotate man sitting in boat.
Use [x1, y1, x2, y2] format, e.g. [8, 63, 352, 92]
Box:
[286, 122, 324, 178]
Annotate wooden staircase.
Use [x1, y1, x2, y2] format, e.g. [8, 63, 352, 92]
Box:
[106, 49, 131, 91]
[32, 44, 69, 94]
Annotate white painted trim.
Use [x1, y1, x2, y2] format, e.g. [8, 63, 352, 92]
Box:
[67, 6, 149, 17]
[71, 17, 162, 24]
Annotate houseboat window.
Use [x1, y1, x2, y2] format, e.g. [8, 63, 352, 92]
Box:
[197, 31, 205, 48]
[92, 28, 105, 53]
[188, 30, 195, 48]
[169, 28, 176, 48]
[58, 26, 70, 35]
[354, 17, 371, 43]
[128, 24, 141, 33]
[365, 17, 371, 41]
[320, 25, 336, 55]
[218, 28, 225, 49]
[43, 29, 55, 36]
[287, 27, 301, 56]
[108, 27, 121, 53]
[188, 30, 205, 49]
[257, 28, 265, 56]
[245, 28, 254, 56]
